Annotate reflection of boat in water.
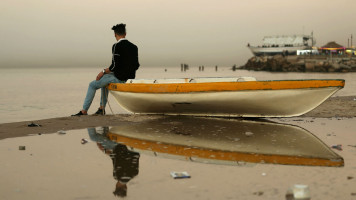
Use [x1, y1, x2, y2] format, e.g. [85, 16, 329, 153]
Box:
[248, 34, 315, 56]
[108, 78, 344, 117]
[107, 116, 343, 167]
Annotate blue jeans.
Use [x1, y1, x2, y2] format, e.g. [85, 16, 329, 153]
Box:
[87, 127, 118, 150]
[83, 73, 125, 111]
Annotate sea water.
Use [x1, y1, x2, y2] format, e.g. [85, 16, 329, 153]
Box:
[1, 118, 356, 199]
[0, 66, 355, 123]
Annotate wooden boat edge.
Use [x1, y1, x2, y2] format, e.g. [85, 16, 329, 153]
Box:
[108, 79, 345, 93]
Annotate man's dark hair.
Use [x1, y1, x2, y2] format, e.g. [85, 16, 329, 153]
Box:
[112, 24, 126, 35]
[113, 186, 127, 197]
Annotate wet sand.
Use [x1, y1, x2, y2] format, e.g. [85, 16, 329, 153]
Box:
[0, 96, 355, 139]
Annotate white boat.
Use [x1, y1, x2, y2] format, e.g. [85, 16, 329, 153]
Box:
[108, 77, 344, 117]
[248, 34, 315, 56]
[107, 117, 343, 167]
[249, 45, 307, 56]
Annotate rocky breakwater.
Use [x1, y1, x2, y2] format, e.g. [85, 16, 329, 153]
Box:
[239, 55, 356, 72]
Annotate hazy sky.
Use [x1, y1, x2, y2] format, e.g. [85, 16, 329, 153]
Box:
[1, 0, 355, 68]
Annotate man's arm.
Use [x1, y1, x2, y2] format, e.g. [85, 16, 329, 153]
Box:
[96, 44, 117, 81]
[109, 43, 120, 71]
[134, 46, 140, 70]
[96, 67, 110, 81]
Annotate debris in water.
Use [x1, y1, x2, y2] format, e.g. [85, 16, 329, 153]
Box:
[293, 119, 303, 122]
[286, 184, 311, 200]
[253, 191, 264, 196]
[331, 144, 342, 151]
[170, 171, 191, 179]
[19, 146, 26, 150]
[81, 138, 89, 144]
[27, 122, 41, 127]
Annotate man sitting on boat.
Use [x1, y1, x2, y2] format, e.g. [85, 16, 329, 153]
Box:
[72, 23, 140, 116]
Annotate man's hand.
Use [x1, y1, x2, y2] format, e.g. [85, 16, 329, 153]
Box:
[96, 71, 104, 81]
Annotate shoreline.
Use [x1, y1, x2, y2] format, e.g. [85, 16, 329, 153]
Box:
[0, 96, 355, 139]
[239, 55, 356, 72]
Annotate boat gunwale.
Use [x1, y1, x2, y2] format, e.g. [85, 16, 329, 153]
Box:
[108, 79, 345, 93]
[106, 132, 344, 167]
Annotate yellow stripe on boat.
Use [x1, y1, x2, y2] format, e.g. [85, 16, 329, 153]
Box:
[107, 133, 344, 167]
[108, 79, 344, 93]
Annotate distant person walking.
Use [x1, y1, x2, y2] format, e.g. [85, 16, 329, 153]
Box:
[72, 23, 140, 116]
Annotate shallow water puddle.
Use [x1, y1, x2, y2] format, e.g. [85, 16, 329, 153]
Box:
[0, 117, 355, 200]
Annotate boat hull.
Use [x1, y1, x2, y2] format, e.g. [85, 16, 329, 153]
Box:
[108, 79, 344, 117]
[249, 46, 308, 56]
[106, 117, 343, 167]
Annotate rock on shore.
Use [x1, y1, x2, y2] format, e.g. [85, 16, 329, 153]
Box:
[239, 55, 356, 72]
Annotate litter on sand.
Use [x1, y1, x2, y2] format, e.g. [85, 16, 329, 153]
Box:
[19, 146, 26, 150]
[81, 138, 89, 144]
[27, 122, 41, 127]
[170, 171, 191, 179]
[245, 131, 254, 136]
[331, 144, 342, 151]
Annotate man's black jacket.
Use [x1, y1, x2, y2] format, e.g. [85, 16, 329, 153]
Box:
[109, 39, 140, 81]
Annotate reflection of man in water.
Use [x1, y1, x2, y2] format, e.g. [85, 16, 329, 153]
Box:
[111, 144, 140, 197]
[87, 127, 140, 197]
